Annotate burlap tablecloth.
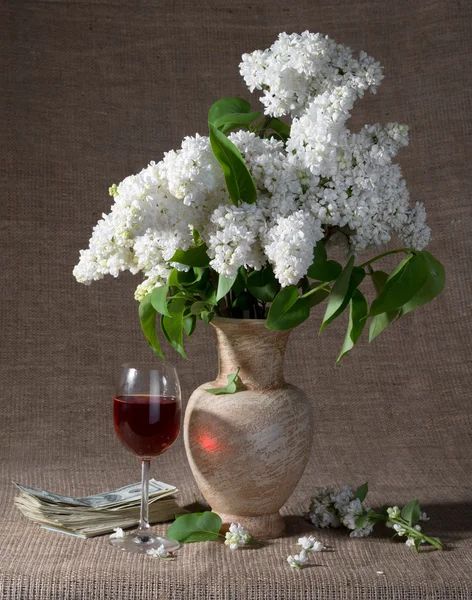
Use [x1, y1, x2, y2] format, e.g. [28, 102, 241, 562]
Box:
[1, 0, 471, 597]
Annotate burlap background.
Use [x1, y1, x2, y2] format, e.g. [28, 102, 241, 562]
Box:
[1, 0, 471, 598]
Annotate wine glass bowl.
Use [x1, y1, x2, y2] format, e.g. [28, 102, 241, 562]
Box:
[110, 363, 182, 554]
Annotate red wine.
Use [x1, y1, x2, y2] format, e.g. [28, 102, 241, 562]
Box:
[114, 395, 181, 458]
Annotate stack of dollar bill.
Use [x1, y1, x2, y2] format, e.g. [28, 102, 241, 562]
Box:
[14, 479, 181, 538]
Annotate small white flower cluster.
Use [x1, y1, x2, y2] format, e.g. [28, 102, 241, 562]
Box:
[287, 535, 325, 569]
[306, 485, 374, 537]
[240, 31, 383, 118]
[74, 32, 430, 296]
[224, 522, 251, 550]
[386, 506, 430, 548]
[146, 544, 171, 559]
[109, 527, 125, 539]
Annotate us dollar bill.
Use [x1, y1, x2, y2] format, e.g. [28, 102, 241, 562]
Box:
[13, 479, 176, 508]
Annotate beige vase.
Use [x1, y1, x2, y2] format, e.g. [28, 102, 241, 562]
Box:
[183, 317, 313, 539]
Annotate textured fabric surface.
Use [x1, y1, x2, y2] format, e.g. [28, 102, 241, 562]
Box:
[1, 0, 472, 598]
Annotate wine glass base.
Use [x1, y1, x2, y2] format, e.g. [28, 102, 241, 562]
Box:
[109, 533, 180, 554]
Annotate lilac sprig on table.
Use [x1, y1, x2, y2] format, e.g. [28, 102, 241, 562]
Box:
[305, 483, 444, 551]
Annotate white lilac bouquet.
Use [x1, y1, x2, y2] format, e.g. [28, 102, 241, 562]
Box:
[74, 32, 445, 363]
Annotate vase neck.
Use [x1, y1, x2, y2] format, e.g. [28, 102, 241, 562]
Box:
[211, 318, 291, 390]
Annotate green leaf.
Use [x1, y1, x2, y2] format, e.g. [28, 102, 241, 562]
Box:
[369, 254, 429, 317]
[190, 301, 209, 315]
[305, 286, 330, 308]
[307, 242, 342, 281]
[205, 369, 241, 395]
[166, 511, 222, 543]
[168, 268, 181, 289]
[320, 264, 365, 333]
[183, 315, 197, 337]
[201, 311, 214, 325]
[151, 285, 170, 317]
[354, 482, 369, 503]
[216, 273, 237, 302]
[161, 298, 188, 359]
[247, 266, 278, 302]
[139, 294, 164, 359]
[208, 98, 251, 124]
[266, 286, 311, 331]
[267, 118, 291, 142]
[308, 260, 343, 282]
[209, 123, 257, 206]
[369, 271, 399, 342]
[170, 245, 210, 268]
[214, 112, 262, 130]
[313, 240, 327, 263]
[355, 513, 369, 529]
[400, 251, 445, 316]
[320, 257, 354, 330]
[232, 267, 247, 297]
[401, 499, 421, 526]
[232, 291, 250, 310]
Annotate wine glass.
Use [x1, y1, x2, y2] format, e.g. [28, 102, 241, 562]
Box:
[110, 363, 182, 553]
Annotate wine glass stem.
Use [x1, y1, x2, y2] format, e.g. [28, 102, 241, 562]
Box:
[138, 458, 151, 533]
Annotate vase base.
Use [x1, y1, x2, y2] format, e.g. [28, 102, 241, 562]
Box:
[218, 512, 285, 540]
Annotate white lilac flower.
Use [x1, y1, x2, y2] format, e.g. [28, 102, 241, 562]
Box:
[147, 545, 170, 559]
[393, 524, 407, 536]
[387, 506, 401, 520]
[420, 511, 430, 522]
[405, 538, 416, 548]
[287, 549, 309, 569]
[263, 210, 324, 286]
[74, 32, 429, 297]
[240, 31, 383, 117]
[224, 522, 251, 550]
[205, 203, 267, 278]
[109, 527, 125, 539]
[306, 487, 341, 529]
[297, 536, 325, 551]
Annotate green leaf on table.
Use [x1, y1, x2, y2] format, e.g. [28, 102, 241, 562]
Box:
[183, 315, 197, 337]
[139, 294, 164, 359]
[368, 271, 399, 342]
[401, 499, 420, 526]
[399, 251, 445, 316]
[216, 273, 237, 302]
[170, 244, 211, 268]
[336, 289, 368, 363]
[166, 511, 222, 543]
[354, 482, 369, 503]
[247, 266, 278, 302]
[151, 285, 170, 317]
[161, 298, 188, 359]
[205, 369, 241, 395]
[209, 123, 257, 206]
[266, 286, 311, 330]
[368, 254, 429, 317]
